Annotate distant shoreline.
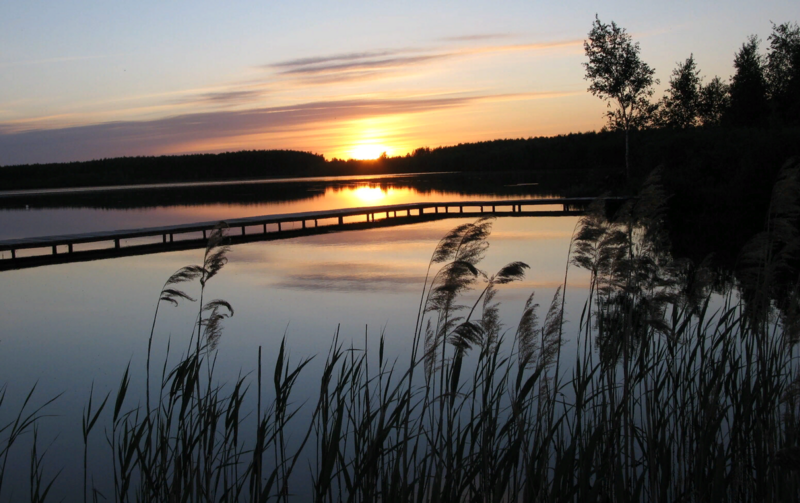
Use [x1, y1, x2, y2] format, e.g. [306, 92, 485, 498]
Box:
[0, 171, 453, 199]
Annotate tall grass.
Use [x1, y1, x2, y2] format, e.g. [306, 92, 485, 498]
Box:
[2, 160, 800, 501]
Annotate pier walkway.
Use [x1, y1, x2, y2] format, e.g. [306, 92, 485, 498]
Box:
[0, 198, 626, 271]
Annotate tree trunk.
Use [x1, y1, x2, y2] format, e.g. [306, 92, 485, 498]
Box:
[624, 127, 630, 182]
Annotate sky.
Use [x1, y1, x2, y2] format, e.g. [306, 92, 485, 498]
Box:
[1, 0, 797, 166]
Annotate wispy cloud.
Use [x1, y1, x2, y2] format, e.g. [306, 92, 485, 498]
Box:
[266, 47, 447, 86]
[176, 89, 267, 106]
[0, 96, 477, 165]
[459, 39, 584, 56]
[280, 54, 450, 75]
[441, 33, 514, 42]
[271, 50, 408, 68]
[261, 38, 581, 89]
[0, 36, 586, 165]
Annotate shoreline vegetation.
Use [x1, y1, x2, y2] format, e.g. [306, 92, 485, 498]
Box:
[3, 17, 800, 272]
[3, 161, 800, 501]
[2, 17, 800, 501]
[2, 18, 799, 196]
[2, 127, 799, 193]
[3, 126, 800, 270]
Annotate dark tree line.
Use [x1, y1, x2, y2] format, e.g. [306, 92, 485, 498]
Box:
[0, 150, 327, 190]
[657, 22, 799, 129]
[585, 18, 800, 136]
[3, 19, 798, 197]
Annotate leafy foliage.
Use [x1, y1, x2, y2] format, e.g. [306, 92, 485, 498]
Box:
[767, 21, 800, 125]
[728, 35, 769, 126]
[658, 55, 702, 129]
[698, 76, 731, 126]
[583, 15, 659, 177]
[583, 16, 659, 130]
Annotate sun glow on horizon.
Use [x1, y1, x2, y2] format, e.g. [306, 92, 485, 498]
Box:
[337, 117, 407, 160]
[349, 143, 390, 160]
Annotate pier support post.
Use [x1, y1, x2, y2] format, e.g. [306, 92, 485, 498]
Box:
[68, 244, 73, 253]
[278, 222, 282, 231]
[115, 239, 120, 249]
[242, 226, 246, 235]
[302, 220, 306, 229]
[492, 205, 495, 212]
[203, 230, 207, 239]
[263, 224, 267, 233]
[338, 216, 343, 225]
[315, 219, 318, 227]
[11, 249, 16, 259]
[52, 245, 57, 255]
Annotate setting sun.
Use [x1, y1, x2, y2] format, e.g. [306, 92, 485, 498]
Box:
[349, 144, 389, 160]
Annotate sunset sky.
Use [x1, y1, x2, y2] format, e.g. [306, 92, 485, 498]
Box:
[1, 0, 796, 166]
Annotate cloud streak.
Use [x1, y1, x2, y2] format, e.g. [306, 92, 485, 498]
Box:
[265, 37, 581, 86]
[1, 36, 586, 165]
[271, 50, 408, 69]
[0, 96, 477, 165]
[280, 54, 450, 75]
[176, 89, 267, 106]
[440, 33, 514, 42]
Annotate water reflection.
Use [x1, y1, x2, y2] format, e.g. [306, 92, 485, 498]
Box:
[0, 173, 555, 240]
[3, 164, 799, 500]
[0, 215, 583, 498]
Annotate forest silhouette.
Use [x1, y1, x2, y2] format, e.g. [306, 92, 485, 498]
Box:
[3, 17, 800, 502]
[1, 20, 799, 270]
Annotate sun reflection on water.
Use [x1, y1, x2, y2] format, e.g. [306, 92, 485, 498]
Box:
[351, 186, 387, 203]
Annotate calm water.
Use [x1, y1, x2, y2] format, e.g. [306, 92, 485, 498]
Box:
[0, 175, 588, 499]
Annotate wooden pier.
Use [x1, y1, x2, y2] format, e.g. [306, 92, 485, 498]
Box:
[0, 198, 626, 271]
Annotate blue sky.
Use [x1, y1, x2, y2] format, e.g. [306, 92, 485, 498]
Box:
[1, 0, 797, 165]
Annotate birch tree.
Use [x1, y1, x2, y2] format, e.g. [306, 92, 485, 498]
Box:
[584, 16, 658, 180]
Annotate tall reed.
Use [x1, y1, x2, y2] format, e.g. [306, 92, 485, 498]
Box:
[4, 159, 800, 501]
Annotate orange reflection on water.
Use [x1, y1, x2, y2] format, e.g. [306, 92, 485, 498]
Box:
[89, 183, 550, 237]
[333, 185, 443, 209]
[351, 186, 387, 203]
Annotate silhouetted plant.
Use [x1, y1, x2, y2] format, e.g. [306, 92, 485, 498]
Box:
[584, 15, 659, 179]
[658, 54, 702, 129]
[728, 35, 770, 127]
[6, 169, 800, 500]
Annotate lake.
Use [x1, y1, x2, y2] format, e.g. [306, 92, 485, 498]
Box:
[0, 173, 590, 499]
